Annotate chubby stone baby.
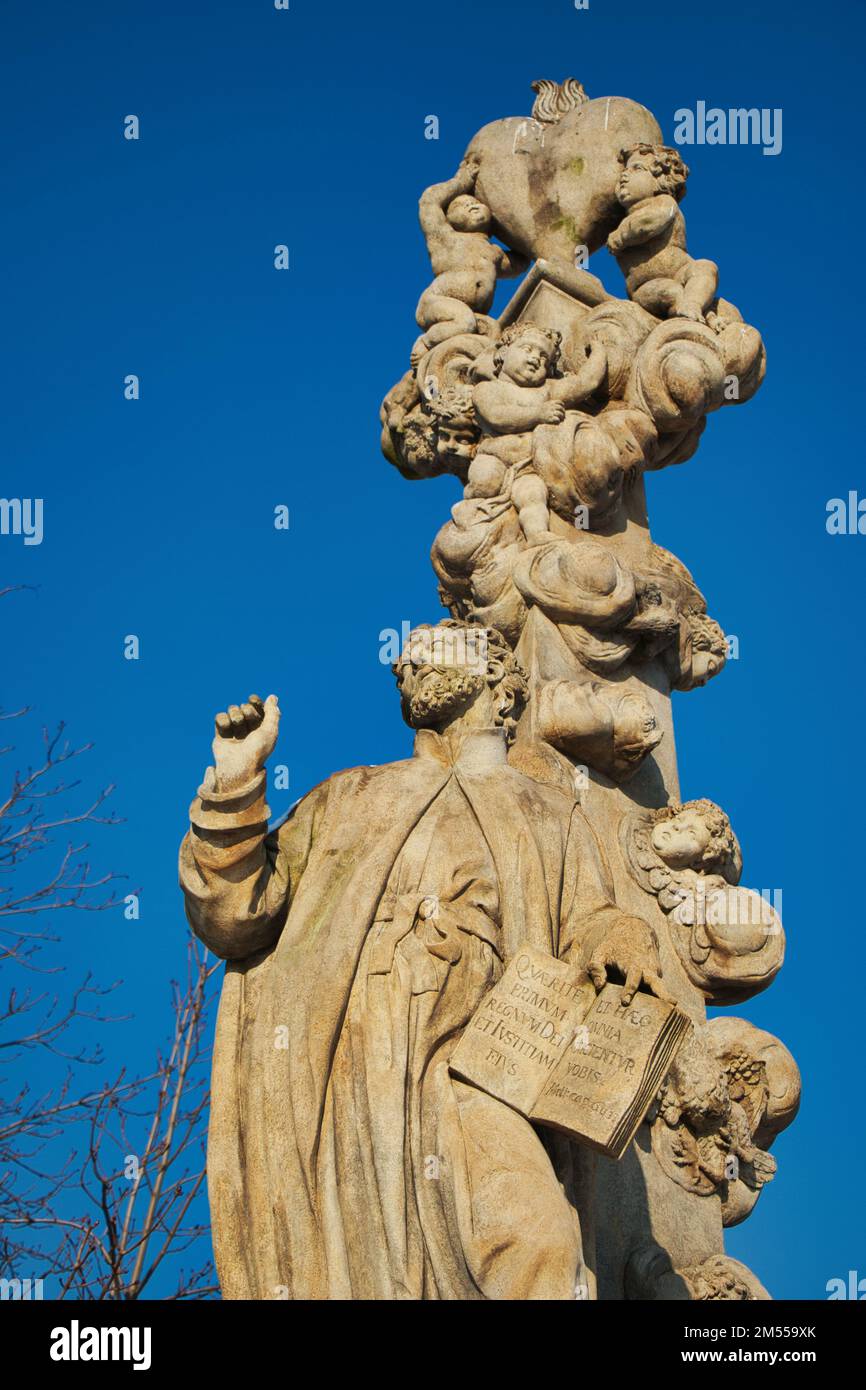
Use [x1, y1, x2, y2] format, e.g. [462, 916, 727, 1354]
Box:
[607, 143, 719, 325]
[650, 798, 739, 881]
[468, 323, 605, 544]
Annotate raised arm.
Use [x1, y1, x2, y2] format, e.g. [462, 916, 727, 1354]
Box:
[549, 341, 607, 407]
[608, 195, 678, 253]
[179, 694, 323, 960]
[418, 162, 477, 242]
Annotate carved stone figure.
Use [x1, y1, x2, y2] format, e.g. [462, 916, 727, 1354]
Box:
[648, 1019, 800, 1228]
[620, 800, 785, 1003]
[411, 160, 528, 367]
[625, 1245, 771, 1301]
[180, 624, 666, 1299]
[186, 74, 796, 1301]
[469, 324, 606, 544]
[607, 144, 721, 325]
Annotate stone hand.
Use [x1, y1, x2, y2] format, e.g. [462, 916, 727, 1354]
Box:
[541, 400, 566, 424]
[210, 693, 280, 792]
[457, 157, 480, 187]
[588, 916, 672, 1006]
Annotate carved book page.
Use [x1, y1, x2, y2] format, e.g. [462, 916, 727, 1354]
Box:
[450, 944, 692, 1160]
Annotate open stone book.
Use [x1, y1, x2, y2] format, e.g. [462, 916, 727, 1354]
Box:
[449, 943, 692, 1160]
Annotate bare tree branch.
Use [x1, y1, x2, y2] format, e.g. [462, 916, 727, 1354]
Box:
[2, 584, 217, 1297]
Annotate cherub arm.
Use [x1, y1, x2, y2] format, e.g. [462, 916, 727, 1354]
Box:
[496, 246, 531, 279]
[548, 341, 607, 406]
[418, 162, 477, 246]
[474, 380, 564, 434]
[608, 195, 679, 253]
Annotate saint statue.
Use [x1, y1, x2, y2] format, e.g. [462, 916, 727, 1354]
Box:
[180, 622, 666, 1299]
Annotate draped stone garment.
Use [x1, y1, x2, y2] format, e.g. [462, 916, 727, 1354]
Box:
[180, 726, 631, 1300]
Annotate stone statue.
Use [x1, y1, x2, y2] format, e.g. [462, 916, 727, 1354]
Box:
[619, 800, 785, 1003]
[648, 1019, 800, 1226]
[469, 324, 606, 544]
[181, 624, 666, 1300]
[607, 144, 722, 325]
[184, 75, 795, 1301]
[411, 160, 529, 367]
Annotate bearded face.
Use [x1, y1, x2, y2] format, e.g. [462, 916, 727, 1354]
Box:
[399, 662, 486, 730]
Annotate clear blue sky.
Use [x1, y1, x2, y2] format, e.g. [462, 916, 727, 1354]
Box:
[3, 0, 864, 1299]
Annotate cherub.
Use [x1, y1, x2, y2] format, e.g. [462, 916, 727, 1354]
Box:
[380, 378, 481, 482]
[650, 799, 741, 884]
[621, 799, 784, 1005]
[607, 144, 720, 325]
[682, 610, 727, 689]
[468, 323, 606, 544]
[423, 383, 481, 481]
[411, 162, 529, 367]
[651, 1029, 777, 1220]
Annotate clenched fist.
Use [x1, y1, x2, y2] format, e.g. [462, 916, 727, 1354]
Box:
[209, 693, 280, 793]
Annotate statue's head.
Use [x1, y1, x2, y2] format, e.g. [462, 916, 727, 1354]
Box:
[688, 613, 727, 685]
[617, 143, 689, 207]
[446, 194, 491, 233]
[651, 799, 741, 880]
[394, 621, 528, 740]
[493, 323, 561, 387]
[424, 384, 480, 475]
[661, 1031, 731, 1133]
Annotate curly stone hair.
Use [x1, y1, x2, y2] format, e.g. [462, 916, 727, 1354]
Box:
[653, 798, 741, 880]
[423, 383, 477, 428]
[400, 410, 437, 470]
[480, 623, 530, 740]
[619, 143, 690, 202]
[690, 612, 727, 660]
[492, 323, 562, 377]
[394, 620, 529, 742]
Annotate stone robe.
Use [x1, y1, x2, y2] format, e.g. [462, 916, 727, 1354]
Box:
[180, 726, 633, 1300]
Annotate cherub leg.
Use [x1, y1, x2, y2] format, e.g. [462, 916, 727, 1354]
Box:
[678, 259, 719, 322]
[511, 471, 551, 544]
[412, 292, 477, 364]
[631, 277, 683, 320]
[465, 452, 508, 499]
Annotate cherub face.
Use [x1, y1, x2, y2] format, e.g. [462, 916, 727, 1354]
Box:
[691, 648, 724, 686]
[616, 155, 659, 208]
[436, 421, 478, 468]
[500, 331, 553, 387]
[651, 810, 711, 869]
[447, 195, 491, 233]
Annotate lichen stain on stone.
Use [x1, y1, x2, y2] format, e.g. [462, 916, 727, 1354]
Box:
[552, 214, 580, 244]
